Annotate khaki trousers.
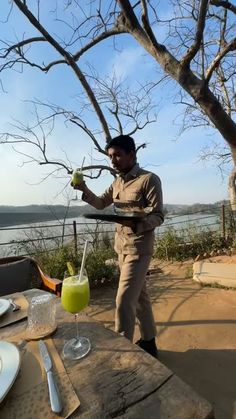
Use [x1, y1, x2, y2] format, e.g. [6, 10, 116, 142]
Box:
[115, 254, 156, 342]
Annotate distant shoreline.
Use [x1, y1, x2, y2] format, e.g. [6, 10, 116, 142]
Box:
[0, 201, 226, 228]
[0, 213, 76, 228]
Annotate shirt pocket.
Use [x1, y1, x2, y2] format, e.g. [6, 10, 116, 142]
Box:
[124, 188, 142, 203]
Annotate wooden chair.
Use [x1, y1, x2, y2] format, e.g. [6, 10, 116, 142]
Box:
[0, 256, 62, 297]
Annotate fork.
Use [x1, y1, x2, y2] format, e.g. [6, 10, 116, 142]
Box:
[8, 298, 21, 312]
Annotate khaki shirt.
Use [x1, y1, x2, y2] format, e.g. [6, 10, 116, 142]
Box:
[82, 163, 164, 255]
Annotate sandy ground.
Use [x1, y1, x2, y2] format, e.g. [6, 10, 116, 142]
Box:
[87, 256, 236, 419]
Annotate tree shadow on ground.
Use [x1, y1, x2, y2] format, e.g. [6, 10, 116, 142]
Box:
[88, 269, 209, 331]
[87, 283, 116, 331]
[159, 348, 236, 419]
[88, 269, 236, 419]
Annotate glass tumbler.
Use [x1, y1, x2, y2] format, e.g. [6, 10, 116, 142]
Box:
[26, 294, 57, 339]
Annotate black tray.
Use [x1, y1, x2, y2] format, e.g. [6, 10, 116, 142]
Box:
[83, 212, 147, 223]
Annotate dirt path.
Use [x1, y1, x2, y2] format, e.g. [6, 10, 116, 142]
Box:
[87, 258, 236, 419]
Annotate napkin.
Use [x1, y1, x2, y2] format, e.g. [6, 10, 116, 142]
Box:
[0, 293, 28, 328]
[0, 338, 80, 419]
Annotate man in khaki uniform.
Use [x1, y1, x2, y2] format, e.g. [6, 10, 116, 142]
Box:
[73, 135, 164, 357]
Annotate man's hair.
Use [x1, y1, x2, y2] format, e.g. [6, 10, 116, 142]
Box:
[105, 135, 136, 154]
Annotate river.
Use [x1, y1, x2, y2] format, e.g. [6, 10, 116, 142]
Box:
[0, 213, 220, 257]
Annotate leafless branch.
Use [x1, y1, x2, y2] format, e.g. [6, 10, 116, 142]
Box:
[181, 0, 209, 68]
[210, 0, 236, 14]
[205, 37, 236, 82]
[199, 140, 232, 180]
[1, 37, 45, 58]
[136, 142, 146, 153]
[12, 0, 112, 142]
[73, 28, 126, 61]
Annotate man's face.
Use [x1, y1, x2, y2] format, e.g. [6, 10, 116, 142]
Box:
[107, 146, 136, 174]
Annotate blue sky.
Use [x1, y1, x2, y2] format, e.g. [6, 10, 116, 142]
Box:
[0, 2, 230, 206]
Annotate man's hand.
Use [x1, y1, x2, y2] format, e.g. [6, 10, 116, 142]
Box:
[120, 219, 136, 231]
[71, 180, 87, 192]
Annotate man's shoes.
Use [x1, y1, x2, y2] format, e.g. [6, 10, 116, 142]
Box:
[135, 337, 158, 359]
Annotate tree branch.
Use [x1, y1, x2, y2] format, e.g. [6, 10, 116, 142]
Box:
[73, 28, 126, 61]
[13, 0, 111, 142]
[181, 0, 209, 68]
[69, 117, 107, 155]
[205, 37, 236, 82]
[117, 0, 142, 31]
[210, 0, 236, 14]
[1, 37, 45, 58]
[77, 164, 116, 177]
[139, 0, 167, 54]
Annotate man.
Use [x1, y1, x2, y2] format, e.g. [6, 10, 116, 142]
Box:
[73, 135, 164, 357]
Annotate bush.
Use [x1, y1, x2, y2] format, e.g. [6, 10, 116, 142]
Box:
[11, 222, 117, 285]
[86, 248, 117, 286]
[154, 228, 182, 260]
[155, 225, 226, 261]
[14, 233, 117, 286]
[30, 243, 117, 285]
[36, 244, 80, 280]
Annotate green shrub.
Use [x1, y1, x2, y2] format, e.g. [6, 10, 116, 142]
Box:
[154, 228, 182, 260]
[86, 249, 117, 285]
[30, 244, 117, 285]
[36, 244, 81, 280]
[13, 229, 117, 285]
[12, 222, 117, 285]
[155, 225, 225, 261]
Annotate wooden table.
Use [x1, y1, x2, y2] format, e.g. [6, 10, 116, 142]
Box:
[0, 289, 214, 419]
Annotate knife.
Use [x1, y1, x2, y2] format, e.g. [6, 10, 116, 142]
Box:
[38, 340, 63, 414]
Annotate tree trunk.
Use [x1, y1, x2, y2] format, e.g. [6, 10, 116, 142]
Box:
[120, 18, 236, 209]
[130, 32, 236, 148]
[229, 146, 236, 213]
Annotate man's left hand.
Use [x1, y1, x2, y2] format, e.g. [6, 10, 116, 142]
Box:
[120, 220, 136, 230]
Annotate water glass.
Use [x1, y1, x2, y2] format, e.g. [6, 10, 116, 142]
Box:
[26, 294, 57, 339]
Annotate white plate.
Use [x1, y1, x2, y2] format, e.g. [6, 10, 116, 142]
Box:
[0, 341, 21, 403]
[0, 299, 10, 317]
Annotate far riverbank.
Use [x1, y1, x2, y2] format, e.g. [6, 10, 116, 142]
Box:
[0, 212, 220, 257]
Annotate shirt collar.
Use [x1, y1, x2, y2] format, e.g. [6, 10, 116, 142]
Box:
[121, 163, 140, 180]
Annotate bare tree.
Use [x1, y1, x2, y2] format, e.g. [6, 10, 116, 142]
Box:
[0, 1, 236, 208]
[0, 75, 155, 179]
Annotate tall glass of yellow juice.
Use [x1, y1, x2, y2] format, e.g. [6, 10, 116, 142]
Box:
[61, 270, 91, 360]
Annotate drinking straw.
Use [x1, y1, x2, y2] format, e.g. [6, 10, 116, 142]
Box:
[75, 156, 85, 174]
[79, 240, 89, 281]
[81, 156, 85, 171]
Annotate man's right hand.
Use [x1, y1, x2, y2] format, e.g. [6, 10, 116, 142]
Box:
[71, 180, 87, 192]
